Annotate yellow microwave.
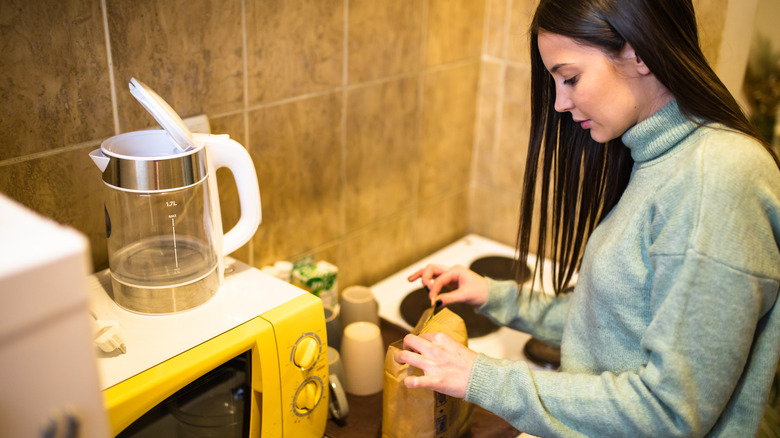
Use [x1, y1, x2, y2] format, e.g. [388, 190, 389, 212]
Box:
[87, 259, 328, 437]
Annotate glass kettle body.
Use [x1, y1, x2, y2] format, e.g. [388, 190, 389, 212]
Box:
[91, 130, 261, 314]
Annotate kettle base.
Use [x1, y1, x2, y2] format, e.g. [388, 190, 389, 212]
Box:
[109, 267, 219, 315]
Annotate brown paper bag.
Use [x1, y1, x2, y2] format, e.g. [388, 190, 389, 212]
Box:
[382, 307, 474, 438]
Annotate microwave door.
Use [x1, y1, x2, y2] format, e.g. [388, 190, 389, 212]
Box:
[116, 352, 251, 438]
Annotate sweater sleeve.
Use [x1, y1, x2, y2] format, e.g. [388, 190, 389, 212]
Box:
[478, 278, 572, 344]
[466, 253, 780, 438]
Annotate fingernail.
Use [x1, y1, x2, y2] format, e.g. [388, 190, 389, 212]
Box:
[435, 299, 443, 308]
[423, 285, 430, 292]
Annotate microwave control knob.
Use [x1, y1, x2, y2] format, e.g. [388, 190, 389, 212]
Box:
[293, 336, 319, 369]
[295, 379, 322, 412]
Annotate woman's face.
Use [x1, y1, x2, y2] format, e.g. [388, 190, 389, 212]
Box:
[537, 32, 667, 143]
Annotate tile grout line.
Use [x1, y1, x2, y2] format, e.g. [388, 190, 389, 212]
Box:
[490, 0, 514, 188]
[241, 0, 254, 265]
[242, 0, 250, 148]
[100, 0, 119, 135]
[196, 63, 483, 122]
[339, 0, 350, 254]
[0, 140, 104, 167]
[411, 0, 430, 261]
[468, 0, 497, 224]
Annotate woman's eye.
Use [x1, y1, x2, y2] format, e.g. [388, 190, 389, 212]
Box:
[563, 76, 579, 86]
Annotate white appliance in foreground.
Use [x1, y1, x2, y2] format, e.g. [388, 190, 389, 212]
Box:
[0, 194, 110, 437]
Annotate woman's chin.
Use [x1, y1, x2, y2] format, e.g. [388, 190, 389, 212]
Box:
[588, 128, 619, 144]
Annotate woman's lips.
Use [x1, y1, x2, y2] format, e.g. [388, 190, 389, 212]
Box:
[580, 120, 592, 129]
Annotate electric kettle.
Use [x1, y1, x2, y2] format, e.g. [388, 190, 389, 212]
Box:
[90, 78, 261, 314]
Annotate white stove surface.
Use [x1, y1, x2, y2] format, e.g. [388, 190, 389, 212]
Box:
[372, 234, 557, 370]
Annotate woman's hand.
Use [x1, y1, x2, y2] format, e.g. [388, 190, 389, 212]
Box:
[393, 332, 478, 398]
[407, 264, 489, 307]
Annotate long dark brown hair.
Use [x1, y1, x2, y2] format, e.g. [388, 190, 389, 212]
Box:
[517, 0, 777, 294]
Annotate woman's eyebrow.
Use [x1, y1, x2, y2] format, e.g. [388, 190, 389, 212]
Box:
[550, 63, 570, 74]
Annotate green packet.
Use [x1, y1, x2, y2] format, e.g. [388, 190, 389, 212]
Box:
[292, 256, 338, 307]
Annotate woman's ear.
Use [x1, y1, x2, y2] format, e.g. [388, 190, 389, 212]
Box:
[621, 42, 651, 75]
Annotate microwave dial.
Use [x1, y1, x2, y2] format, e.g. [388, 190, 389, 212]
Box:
[293, 376, 324, 415]
[292, 334, 322, 370]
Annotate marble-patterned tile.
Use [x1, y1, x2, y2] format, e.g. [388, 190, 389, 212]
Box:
[419, 62, 479, 201]
[468, 184, 520, 248]
[344, 78, 419, 231]
[495, 64, 531, 192]
[473, 60, 502, 187]
[426, 0, 486, 66]
[211, 112, 247, 144]
[248, 93, 343, 265]
[414, 188, 470, 259]
[0, 0, 113, 161]
[506, 0, 537, 63]
[0, 147, 110, 272]
[106, 0, 244, 132]
[484, 0, 508, 58]
[348, 0, 423, 84]
[693, 0, 728, 65]
[338, 212, 415, 290]
[246, 0, 343, 105]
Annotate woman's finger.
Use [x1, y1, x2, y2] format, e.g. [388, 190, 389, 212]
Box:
[401, 333, 430, 354]
[406, 268, 423, 282]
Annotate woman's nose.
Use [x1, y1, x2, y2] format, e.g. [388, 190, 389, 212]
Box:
[554, 88, 573, 113]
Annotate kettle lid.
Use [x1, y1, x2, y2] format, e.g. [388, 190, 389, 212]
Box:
[129, 78, 197, 152]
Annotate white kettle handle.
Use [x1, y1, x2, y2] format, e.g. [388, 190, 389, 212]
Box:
[198, 133, 261, 256]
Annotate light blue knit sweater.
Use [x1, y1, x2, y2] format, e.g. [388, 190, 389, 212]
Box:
[466, 101, 780, 437]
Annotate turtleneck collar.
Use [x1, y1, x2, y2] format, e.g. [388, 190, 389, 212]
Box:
[621, 100, 699, 163]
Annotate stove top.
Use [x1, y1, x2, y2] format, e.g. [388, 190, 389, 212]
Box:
[372, 234, 559, 369]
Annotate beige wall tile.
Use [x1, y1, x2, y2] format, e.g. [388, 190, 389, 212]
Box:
[426, 0, 486, 66]
[415, 188, 470, 258]
[0, 0, 113, 161]
[246, 0, 344, 105]
[211, 113, 246, 143]
[484, 0, 508, 58]
[495, 64, 531, 192]
[247, 93, 343, 266]
[473, 60, 502, 187]
[345, 78, 419, 231]
[348, 0, 423, 84]
[693, 0, 729, 65]
[506, 0, 537, 63]
[419, 62, 480, 201]
[0, 148, 109, 270]
[468, 185, 519, 247]
[107, 0, 244, 131]
[338, 212, 415, 289]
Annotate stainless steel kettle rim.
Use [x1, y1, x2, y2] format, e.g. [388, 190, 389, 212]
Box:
[98, 130, 208, 192]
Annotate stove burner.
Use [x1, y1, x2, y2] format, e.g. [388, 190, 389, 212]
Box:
[398, 255, 535, 339]
[523, 338, 561, 370]
[400, 287, 500, 338]
[469, 256, 531, 283]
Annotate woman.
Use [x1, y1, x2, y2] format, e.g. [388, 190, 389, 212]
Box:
[395, 0, 780, 436]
